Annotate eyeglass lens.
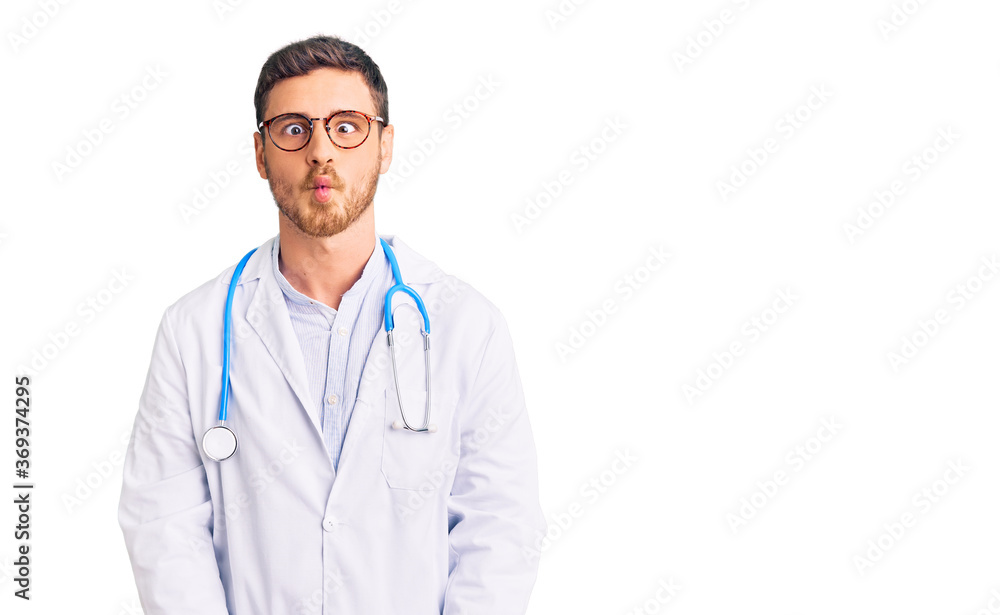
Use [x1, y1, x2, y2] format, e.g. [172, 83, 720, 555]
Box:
[269, 112, 373, 150]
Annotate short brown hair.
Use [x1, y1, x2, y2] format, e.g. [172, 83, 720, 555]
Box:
[254, 35, 389, 131]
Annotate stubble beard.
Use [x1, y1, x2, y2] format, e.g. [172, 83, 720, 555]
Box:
[266, 154, 381, 238]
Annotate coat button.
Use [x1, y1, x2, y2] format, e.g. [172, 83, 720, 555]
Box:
[323, 517, 337, 532]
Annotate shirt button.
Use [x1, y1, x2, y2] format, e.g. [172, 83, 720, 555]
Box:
[338, 327, 348, 336]
[328, 394, 338, 405]
[323, 517, 337, 532]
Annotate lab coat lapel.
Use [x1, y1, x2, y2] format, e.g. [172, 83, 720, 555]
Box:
[336, 325, 390, 474]
[338, 235, 438, 473]
[243, 239, 321, 439]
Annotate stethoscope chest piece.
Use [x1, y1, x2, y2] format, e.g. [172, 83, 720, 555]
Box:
[203, 425, 239, 462]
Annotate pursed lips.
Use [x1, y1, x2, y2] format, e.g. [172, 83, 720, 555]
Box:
[311, 176, 335, 189]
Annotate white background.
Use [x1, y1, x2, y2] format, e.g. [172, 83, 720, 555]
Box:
[2, 0, 999, 613]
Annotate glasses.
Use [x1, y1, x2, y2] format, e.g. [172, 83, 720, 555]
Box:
[258, 110, 384, 151]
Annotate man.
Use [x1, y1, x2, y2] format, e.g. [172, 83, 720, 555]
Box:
[118, 35, 546, 614]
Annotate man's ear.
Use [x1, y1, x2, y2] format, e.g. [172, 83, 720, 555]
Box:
[254, 132, 268, 179]
[378, 123, 394, 174]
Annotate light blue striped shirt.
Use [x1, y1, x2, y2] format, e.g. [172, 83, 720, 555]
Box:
[271, 233, 390, 471]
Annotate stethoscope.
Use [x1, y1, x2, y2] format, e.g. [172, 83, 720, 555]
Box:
[202, 238, 435, 462]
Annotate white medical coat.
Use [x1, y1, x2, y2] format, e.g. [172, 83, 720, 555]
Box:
[117, 234, 546, 614]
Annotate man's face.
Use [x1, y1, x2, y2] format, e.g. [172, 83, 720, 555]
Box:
[254, 67, 393, 238]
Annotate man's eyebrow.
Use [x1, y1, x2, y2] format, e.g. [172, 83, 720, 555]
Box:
[276, 108, 351, 117]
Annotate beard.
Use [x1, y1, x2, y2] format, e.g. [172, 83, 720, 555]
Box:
[265, 154, 381, 238]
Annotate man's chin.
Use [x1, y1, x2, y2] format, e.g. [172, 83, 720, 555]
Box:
[295, 221, 347, 238]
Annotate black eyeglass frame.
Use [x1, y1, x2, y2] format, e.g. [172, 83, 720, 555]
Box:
[257, 110, 385, 151]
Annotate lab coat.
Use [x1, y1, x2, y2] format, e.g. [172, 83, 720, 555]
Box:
[118, 234, 546, 615]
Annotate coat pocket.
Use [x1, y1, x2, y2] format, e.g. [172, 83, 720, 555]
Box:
[380, 387, 458, 491]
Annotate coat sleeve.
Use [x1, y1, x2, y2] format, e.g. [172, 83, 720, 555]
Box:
[117, 307, 231, 614]
[443, 315, 547, 614]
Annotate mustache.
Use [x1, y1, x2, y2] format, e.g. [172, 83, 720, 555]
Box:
[304, 169, 344, 190]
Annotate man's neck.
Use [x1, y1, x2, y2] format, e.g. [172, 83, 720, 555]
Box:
[276, 216, 377, 311]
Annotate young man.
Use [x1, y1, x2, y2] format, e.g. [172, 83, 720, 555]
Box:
[118, 35, 545, 614]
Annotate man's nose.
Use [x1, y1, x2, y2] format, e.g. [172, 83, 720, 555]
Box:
[306, 118, 338, 164]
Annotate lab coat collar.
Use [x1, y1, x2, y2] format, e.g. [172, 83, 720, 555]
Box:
[219, 232, 444, 459]
[229, 232, 445, 289]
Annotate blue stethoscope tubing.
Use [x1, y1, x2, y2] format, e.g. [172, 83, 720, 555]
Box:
[379, 237, 435, 434]
[203, 238, 434, 462]
[221, 247, 258, 423]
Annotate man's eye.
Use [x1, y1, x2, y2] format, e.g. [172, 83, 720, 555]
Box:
[334, 122, 360, 134]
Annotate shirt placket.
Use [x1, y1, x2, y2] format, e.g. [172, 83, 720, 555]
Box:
[324, 295, 357, 471]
